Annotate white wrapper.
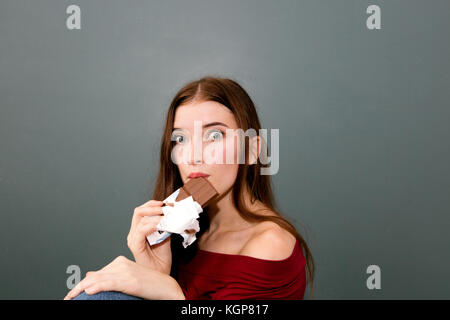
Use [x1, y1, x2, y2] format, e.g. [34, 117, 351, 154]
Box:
[146, 188, 203, 248]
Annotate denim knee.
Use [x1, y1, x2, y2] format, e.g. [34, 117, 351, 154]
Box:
[72, 290, 143, 300]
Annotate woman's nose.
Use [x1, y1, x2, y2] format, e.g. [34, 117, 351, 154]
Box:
[187, 139, 203, 165]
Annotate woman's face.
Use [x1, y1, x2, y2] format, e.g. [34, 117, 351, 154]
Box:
[171, 101, 241, 196]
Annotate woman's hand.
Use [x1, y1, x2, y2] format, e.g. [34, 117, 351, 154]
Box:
[63, 256, 185, 300]
[127, 200, 172, 274]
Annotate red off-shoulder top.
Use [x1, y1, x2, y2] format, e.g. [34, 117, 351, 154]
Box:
[176, 239, 306, 300]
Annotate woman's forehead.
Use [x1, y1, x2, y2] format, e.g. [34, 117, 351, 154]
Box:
[173, 101, 236, 129]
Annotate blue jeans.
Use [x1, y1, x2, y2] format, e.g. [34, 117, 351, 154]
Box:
[73, 290, 144, 300]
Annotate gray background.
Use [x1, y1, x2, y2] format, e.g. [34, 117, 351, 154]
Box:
[1, 0, 449, 299]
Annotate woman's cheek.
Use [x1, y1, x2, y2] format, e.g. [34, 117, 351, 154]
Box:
[222, 134, 239, 164]
[209, 164, 238, 195]
[234, 135, 244, 165]
[203, 136, 235, 165]
[171, 144, 186, 164]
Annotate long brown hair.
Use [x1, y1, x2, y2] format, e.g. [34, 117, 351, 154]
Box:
[150, 75, 315, 298]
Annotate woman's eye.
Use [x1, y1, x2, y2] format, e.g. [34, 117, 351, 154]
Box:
[206, 130, 224, 142]
[172, 134, 186, 144]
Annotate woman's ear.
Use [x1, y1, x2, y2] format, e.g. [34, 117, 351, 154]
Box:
[248, 136, 262, 165]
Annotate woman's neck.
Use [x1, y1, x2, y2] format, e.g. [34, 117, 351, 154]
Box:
[205, 187, 265, 234]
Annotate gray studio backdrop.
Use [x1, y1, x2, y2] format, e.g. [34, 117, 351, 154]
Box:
[1, 0, 449, 299]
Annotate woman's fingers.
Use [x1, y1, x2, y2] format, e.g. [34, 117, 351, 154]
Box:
[64, 275, 96, 300]
[138, 200, 164, 208]
[128, 216, 164, 251]
[137, 216, 164, 234]
[136, 206, 164, 217]
[130, 206, 164, 230]
[64, 272, 116, 299]
[84, 279, 116, 296]
[128, 200, 166, 255]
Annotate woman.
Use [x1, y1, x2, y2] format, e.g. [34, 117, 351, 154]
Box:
[64, 76, 315, 300]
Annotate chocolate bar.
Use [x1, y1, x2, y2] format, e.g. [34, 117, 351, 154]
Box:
[175, 177, 218, 207]
[147, 177, 218, 247]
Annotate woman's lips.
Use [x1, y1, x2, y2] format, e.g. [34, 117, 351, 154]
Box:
[188, 172, 210, 179]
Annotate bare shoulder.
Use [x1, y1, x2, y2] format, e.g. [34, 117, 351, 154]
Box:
[239, 221, 297, 261]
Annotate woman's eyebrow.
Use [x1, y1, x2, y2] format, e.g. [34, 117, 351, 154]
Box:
[173, 122, 229, 130]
